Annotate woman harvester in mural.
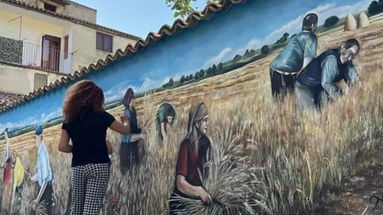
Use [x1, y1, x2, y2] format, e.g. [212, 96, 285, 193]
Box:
[1, 129, 14, 214]
[11, 151, 25, 212]
[169, 103, 212, 214]
[0, 130, 25, 214]
[58, 80, 131, 215]
[119, 88, 146, 174]
[156, 102, 176, 147]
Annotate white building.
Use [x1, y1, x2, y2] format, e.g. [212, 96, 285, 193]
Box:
[0, 0, 140, 98]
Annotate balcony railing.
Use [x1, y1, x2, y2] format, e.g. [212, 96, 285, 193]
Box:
[0, 36, 72, 74]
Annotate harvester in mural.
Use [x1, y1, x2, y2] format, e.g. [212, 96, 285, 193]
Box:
[120, 88, 146, 175]
[269, 13, 318, 99]
[31, 125, 53, 214]
[296, 38, 360, 110]
[156, 102, 176, 146]
[0, 129, 25, 215]
[169, 103, 212, 214]
[1, 129, 13, 214]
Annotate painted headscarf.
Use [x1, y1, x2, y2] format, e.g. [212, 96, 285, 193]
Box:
[123, 88, 134, 109]
[2, 128, 10, 165]
[156, 103, 176, 141]
[186, 103, 208, 146]
[163, 103, 176, 124]
[35, 124, 43, 135]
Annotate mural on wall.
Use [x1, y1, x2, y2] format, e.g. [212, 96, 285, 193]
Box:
[1, 0, 383, 214]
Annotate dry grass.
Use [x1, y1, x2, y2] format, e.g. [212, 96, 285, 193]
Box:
[9, 68, 380, 214]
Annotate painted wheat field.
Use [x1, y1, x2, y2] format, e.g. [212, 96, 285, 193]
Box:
[1, 13, 383, 214]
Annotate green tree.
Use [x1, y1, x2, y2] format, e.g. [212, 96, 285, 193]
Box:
[275, 32, 289, 44]
[261, 45, 270, 55]
[165, 0, 220, 18]
[218, 63, 223, 71]
[169, 78, 174, 87]
[324, 16, 339, 28]
[180, 75, 186, 83]
[211, 64, 217, 74]
[244, 49, 250, 56]
[206, 66, 213, 76]
[199, 69, 205, 78]
[368, 0, 382, 16]
[233, 55, 241, 62]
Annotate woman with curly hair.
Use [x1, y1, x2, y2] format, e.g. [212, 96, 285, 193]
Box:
[58, 80, 130, 215]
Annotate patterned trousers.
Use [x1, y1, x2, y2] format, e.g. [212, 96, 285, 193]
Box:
[71, 163, 110, 215]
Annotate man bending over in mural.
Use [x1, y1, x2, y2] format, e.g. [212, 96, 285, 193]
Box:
[1, 129, 13, 215]
[156, 102, 176, 145]
[120, 88, 145, 175]
[31, 125, 53, 214]
[58, 80, 130, 215]
[270, 13, 318, 98]
[295, 38, 360, 110]
[169, 103, 212, 215]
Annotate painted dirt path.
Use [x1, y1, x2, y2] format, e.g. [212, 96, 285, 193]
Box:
[315, 143, 383, 215]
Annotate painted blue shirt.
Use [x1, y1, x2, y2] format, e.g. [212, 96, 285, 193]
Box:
[36, 142, 53, 186]
[271, 31, 317, 73]
[297, 49, 359, 100]
[121, 109, 132, 143]
[321, 56, 359, 99]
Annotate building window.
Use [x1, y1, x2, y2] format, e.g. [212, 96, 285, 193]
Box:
[96, 32, 113, 52]
[44, 3, 57, 12]
[64, 35, 69, 59]
[34, 73, 48, 90]
[41, 35, 61, 72]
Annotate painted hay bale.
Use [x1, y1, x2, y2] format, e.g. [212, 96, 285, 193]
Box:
[358, 12, 370, 28]
[344, 14, 357, 31]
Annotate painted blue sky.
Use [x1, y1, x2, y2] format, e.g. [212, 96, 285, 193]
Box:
[0, 0, 372, 132]
[122, 0, 371, 90]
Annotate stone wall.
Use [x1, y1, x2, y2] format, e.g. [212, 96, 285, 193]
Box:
[0, 36, 22, 64]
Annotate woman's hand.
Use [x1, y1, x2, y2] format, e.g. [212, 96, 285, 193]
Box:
[198, 188, 212, 204]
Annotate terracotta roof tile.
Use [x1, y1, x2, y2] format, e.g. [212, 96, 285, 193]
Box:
[0, 0, 244, 113]
[0, 92, 23, 109]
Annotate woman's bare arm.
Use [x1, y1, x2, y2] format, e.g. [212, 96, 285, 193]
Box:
[176, 175, 211, 203]
[58, 129, 72, 153]
[109, 120, 131, 135]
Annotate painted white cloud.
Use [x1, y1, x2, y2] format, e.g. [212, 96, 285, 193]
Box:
[104, 81, 137, 103]
[202, 1, 370, 69]
[41, 108, 61, 122]
[138, 77, 162, 92]
[316, 0, 371, 25]
[0, 107, 62, 134]
[203, 47, 233, 68]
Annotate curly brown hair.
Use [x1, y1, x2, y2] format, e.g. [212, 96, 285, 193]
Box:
[63, 80, 104, 122]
